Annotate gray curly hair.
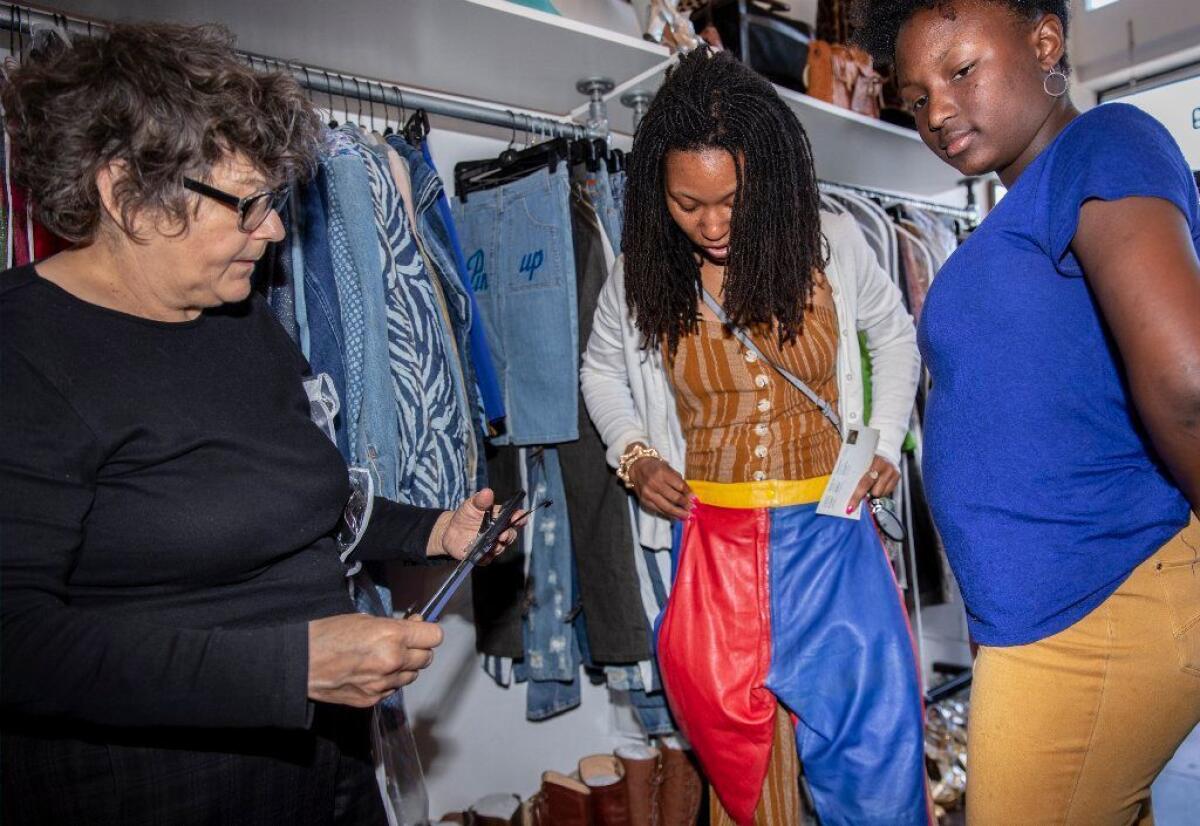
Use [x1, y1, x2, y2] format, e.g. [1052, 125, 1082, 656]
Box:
[1, 22, 323, 243]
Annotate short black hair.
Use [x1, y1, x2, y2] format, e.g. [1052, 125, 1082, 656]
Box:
[851, 0, 1070, 68]
[623, 48, 827, 356]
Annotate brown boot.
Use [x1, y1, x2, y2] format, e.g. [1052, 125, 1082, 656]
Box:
[531, 771, 593, 826]
[658, 746, 702, 826]
[616, 745, 662, 826]
[579, 754, 633, 826]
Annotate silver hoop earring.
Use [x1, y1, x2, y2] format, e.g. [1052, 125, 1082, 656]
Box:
[1044, 68, 1069, 98]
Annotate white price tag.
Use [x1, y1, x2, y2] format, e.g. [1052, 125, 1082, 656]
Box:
[816, 426, 880, 520]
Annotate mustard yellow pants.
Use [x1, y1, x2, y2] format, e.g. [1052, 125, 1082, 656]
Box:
[967, 516, 1200, 826]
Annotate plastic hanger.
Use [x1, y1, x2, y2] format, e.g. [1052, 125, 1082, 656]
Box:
[404, 109, 430, 148]
[320, 71, 338, 128]
[455, 121, 569, 202]
[380, 83, 395, 137]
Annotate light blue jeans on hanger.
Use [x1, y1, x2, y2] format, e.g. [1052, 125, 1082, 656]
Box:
[575, 163, 622, 253]
[452, 166, 579, 446]
[515, 446, 583, 721]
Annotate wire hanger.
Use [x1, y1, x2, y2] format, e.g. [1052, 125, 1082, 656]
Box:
[301, 66, 321, 124]
[380, 82, 394, 137]
[321, 71, 338, 128]
[366, 80, 376, 134]
[338, 73, 350, 127]
[352, 77, 363, 129]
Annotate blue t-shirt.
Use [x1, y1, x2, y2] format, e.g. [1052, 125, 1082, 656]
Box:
[919, 103, 1197, 646]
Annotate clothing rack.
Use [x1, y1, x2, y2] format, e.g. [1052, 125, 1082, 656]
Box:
[0, 1, 600, 141]
[820, 180, 979, 224]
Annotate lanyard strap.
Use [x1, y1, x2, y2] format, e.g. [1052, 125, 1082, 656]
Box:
[700, 288, 843, 434]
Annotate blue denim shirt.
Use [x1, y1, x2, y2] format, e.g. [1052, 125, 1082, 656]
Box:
[321, 130, 402, 500]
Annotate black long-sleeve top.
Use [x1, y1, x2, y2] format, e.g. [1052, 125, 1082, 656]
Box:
[0, 265, 442, 732]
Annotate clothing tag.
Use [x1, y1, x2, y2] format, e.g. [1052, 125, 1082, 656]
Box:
[816, 426, 880, 521]
[302, 372, 340, 445]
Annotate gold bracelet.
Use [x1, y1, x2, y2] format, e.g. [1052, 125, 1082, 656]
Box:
[617, 444, 661, 489]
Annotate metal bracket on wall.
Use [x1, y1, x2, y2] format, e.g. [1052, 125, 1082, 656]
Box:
[620, 90, 655, 134]
[576, 77, 615, 140]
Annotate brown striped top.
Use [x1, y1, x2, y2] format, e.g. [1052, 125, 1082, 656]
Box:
[668, 305, 842, 484]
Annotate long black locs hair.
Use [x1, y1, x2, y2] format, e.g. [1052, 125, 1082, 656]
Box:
[622, 48, 828, 357]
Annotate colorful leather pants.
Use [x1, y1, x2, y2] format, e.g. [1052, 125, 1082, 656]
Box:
[656, 486, 932, 826]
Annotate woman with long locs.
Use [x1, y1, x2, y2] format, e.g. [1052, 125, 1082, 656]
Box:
[582, 48, 932, 826]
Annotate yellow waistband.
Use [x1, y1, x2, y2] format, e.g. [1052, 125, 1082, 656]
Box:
[688, 476, 830, 509]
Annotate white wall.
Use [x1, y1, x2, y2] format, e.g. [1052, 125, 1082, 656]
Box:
[1069, 0, 1200, 89]
[1103, 71, 1200, 168]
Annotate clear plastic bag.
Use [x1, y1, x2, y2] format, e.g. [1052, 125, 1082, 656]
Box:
[306, 373, 432, 825]
[352, 571, 431, 826]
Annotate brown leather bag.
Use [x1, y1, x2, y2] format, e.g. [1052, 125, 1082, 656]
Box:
[805, 39, 835, 103]
[808, 42, 882, 117]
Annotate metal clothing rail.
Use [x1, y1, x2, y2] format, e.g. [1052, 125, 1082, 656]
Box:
[820, 180, 979, 224]
[0, 1, 599, 140]
[282, 65, 597, 140]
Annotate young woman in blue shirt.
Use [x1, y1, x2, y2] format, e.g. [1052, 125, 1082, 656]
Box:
[854, 1, 1200, 823]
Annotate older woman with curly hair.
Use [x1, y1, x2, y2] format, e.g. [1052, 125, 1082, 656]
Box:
[851, 1, 1200, 823]
[0, 23, 517, 826]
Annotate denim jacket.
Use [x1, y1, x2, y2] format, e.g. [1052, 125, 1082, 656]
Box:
[322, 130, 402, 501]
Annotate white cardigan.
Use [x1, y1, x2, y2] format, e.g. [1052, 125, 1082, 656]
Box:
[580, 210, 921, 550]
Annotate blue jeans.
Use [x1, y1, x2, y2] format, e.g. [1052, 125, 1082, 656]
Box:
[611, 170, 626, 248]
[575, 165, 622, 255]
[452, 167, 578, 446]
[519, 446, 582, 720]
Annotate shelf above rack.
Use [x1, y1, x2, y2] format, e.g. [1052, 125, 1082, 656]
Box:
[776, 86, 963, 196]
[45, 0, 673, 125]
[588, 64, 963, 195]
[45, 0, 963, 195]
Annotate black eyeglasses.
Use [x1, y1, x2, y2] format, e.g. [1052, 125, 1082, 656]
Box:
[182, 177, 289, 232]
